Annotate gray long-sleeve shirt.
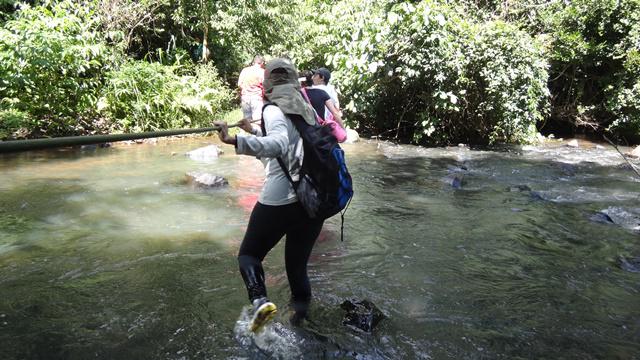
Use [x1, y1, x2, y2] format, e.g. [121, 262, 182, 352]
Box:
[236, 105, 303, 206]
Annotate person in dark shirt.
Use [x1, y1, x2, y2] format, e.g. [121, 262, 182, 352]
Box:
[300, 72, 344, 127]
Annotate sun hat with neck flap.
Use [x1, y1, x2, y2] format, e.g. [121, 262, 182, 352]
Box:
[263, 58, 316, 126]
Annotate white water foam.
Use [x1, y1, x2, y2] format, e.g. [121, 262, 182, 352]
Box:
[233, 306, 305, 359]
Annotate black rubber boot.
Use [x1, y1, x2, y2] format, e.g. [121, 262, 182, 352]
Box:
[289, 298, 310, 326]
[238, 255, 267, 301]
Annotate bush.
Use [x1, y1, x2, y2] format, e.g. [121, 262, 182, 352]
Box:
[98, 61, 233, 132]
[315, 0, 549, 145]
[0, 0, 114, 137]
[522, 0, 640, 139]
[0, 108, 30, 139]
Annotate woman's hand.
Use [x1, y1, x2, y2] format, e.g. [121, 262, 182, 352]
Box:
[238, 118, 256, 134]
[213, 121, 236, 145]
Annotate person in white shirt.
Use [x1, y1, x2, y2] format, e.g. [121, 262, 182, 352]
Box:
[310, 67, 342, 119]
[237, 55, 265, 121]
[215, 58, 323, 331]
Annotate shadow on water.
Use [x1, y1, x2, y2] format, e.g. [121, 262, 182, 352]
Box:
[1, 139, 639, 359]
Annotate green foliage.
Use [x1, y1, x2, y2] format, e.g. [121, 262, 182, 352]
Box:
[2, 0, 639, 144]
[309, 0, 549, 145]
[166, 0, 311, 79]
[500, 0, 640, 139]
[0, 108, 30, 139]
[98, 61, 233, 132]
[0, 0, 114, 136]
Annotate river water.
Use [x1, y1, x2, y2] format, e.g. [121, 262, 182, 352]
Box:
[1, 137, 639, 359]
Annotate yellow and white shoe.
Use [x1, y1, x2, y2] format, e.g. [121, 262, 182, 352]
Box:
[250, 298, 277, 332]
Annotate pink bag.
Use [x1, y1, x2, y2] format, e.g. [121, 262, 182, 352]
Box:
[301, 88, 347, 143]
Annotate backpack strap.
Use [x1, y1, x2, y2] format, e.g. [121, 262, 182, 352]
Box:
[300, 88, 324, 125]
[260, 101, 275, 136]
[261, 102, 298, 191]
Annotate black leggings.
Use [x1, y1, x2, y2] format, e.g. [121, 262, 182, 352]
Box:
[238, 201, 324, 303]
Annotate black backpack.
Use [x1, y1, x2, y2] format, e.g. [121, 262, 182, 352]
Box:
[261, 103, 354, 238]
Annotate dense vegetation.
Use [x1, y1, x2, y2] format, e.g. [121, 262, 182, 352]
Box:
[1, 0, 639, 145]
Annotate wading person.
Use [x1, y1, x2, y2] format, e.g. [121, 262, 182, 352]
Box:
[215, 58, 323, 332]
[301, 70, 346, 143]
[237, 55, 265, 122]
[310, 67, 342, 119]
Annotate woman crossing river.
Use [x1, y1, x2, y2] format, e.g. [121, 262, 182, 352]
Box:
[214, 58, 323, 332]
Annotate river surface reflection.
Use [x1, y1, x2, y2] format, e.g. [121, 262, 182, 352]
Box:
[1, 137, 639, 359]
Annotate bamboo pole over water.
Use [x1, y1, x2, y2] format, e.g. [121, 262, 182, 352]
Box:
[0, 121, 252, 153]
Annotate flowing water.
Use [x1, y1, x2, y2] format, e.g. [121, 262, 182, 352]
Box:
[1, 137, 639, 359]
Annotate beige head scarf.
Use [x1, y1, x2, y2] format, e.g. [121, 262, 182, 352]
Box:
[263, 58, 316, 125]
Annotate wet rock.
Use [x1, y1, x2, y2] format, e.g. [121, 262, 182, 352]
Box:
[340, 299, 384, 332]
[508, 185, 531, 192]
[556, 162, 576, 176]
[599, 207, 640, 232]
[442, 174, 464, 189]
[185, 172, 228, 188]
[451, 175, 464, 189]
[345, 128, 360, 143]
[80, 143, 111, 150]
[589, 212, 614, 224]
[445, 164, 468, 189]
[186, 145, 223, 161]
[617, 255, 640, 273]
[529, 191, 546, 201]
[628, 145, 640, 158]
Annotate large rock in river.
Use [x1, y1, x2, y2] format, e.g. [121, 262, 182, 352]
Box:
[186, 172, 228, 188]
[345, 128, 360, 144]
[186, 145, 223, 162]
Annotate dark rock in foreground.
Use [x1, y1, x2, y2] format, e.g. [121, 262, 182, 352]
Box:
[340, 299, 384, 332]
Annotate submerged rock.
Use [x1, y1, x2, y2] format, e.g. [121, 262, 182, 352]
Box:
[529, 191, 546, 201]
[450, 175, 464, 189]
[80, 143, 111, 150]
[618, 255, 640, 273]
[186, 145, 223, 161]
[185, 172, 228, 188]
[589, 212, 615, 224]
[617, 255, 640, 273]
[444, 164, 468, 189]
[340, 299, 384, 332]
[508, 185, 532, 192]
[598, 207, 640, 232]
